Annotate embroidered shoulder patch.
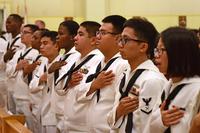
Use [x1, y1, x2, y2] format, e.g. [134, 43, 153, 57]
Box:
[79, 66, 90, 74]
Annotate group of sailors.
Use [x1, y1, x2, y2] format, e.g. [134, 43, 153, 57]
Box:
[0, 14, 200, 133]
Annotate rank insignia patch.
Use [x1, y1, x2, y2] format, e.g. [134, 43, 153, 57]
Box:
[140, 97, 153, 114]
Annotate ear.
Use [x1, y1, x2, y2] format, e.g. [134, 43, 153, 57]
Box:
[90, 36, 97, 46]
[115, 34, 121, 41]
[139, 42, 148, 53]
[113, 34, 121, 46]
[70, 35, 75, 41]
[55, 43, 60, 52]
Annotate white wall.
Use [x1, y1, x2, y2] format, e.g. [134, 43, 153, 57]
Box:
[0, 0, 200, 31]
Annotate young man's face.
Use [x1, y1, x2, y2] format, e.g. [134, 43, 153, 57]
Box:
[74, 26, 92, 54]
[118, 27, 144, 62]
[6, 16, 19, 33]
[21, 27, 33, 46]
[40, 37, 58, 59]
[56, 25, 71, 49]
[96, 23, 117, 54]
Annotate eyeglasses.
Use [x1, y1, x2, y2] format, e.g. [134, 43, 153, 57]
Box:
[154, 48, 166, 56]
[96, 30, 118, 36]
[118, 37, 146, 45]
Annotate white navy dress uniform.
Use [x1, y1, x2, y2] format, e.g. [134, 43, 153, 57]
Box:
[107, 59, 167, 133]
[52, 47, 81, 131]
[3, 33, 25, 113]
[29, 55, 48, 132]
[0, 37, 8, 70]
[0, 37, 9, 109]
[0, 33, 25, 71]
[29, 55, 48, 133]
[4, 33, 25, 51]
[62, 49, 104, 133]
[40, 54, 62, 133]
[6, 47, 39, 132]
[148, 76, 200, 133]
[77, 53, 129, 133]
[2, 34, 26, 70]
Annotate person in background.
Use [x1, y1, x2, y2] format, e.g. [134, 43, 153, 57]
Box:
[31, 29, 49, 51]
[35, 19, 46, 29]
[149, 27, 200, 133]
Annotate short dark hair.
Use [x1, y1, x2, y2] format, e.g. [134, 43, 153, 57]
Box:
[36, 28, 49, 37]
[123, 17, 159, 59]
[42, 31, 58, 44]
[102, 15, 126, 34]
[23, 24, 39, 33]
[80, 21, 101, 37]
[8, 14, 23, 24]
[161, 27, 200, 77]
[59, 20, 79, 36]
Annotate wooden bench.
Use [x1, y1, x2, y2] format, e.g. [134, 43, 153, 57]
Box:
[0, 108, 32, 133]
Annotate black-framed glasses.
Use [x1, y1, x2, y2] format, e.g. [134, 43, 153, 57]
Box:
[96, 30, 118, 36]
[118, 37, 146, 45]
[154, 48, 166, 56]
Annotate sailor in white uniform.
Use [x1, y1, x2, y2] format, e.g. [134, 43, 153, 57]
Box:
[49, 20, 80, 132]
[28, 29, 49, 133]
[148, 27, 200, 133]
[61, 21, 104, 133]
[6, 24, 39, 132]
[107, 18, 167, 133]
[39, 31, 60, 133]
[78, 15, 129, 133]
[3, 14, 25, 113]
[0, 37, 9, 109]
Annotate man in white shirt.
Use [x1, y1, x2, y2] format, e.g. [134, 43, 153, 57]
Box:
[62, 21, 104, 133]
[3, 14, 25, 113]
[107, 17, 167, 133]
[27, 28, 49, 133]
[4, 14, 26, 62]
[6, 24, 39, 132]
[39, 31, 60, 133]
[76, 15, 130, 133]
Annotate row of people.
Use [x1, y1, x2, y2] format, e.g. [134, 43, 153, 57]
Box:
[0, 14, 200, 133]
